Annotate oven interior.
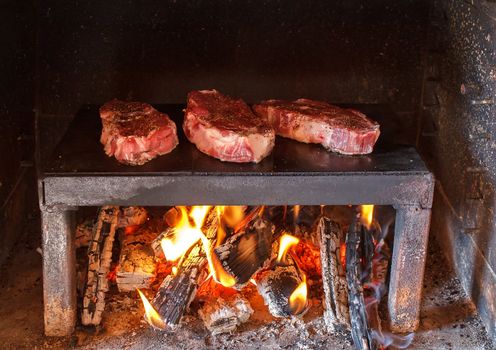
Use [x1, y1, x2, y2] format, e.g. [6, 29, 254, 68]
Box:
[1, 0, 495, 347]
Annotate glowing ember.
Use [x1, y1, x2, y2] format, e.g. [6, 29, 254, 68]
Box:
[289, 275, 308, 315]
[249, 278, 257, 286]
[277, 234, 300, 263]
[137, 289, 165, 329]
[361, 204, 374, 229]
[340, 243, 347, 269]
[172, 266, 178, 275]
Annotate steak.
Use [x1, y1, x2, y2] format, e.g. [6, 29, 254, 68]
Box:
[100, 99, 179, 165]
[183, 90, 275, 163]
[253, 99, 380, 155]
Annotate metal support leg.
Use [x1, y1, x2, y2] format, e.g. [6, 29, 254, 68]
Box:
[41, 206, 76, 336]
[388, 206, 431, 332]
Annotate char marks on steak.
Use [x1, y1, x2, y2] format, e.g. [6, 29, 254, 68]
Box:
[183, 90, 275, 163]
[253, 99, 380, 155]
[100, 99, 178, 165]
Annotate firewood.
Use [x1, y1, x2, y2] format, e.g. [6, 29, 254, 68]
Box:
[319, 216, 350, 330]
[75, 218, 94, 248]
[150, 226, 175, 257]
[163, 206, 181, 227]
[213, 217, 274, 289]
[363, 222, 391, 347]
[152, 208, 219, 326]
[265, 206, 321, 238]
[256, 254, 308, 318]
[116, 226, 157, 292]
[82, 206, 120, 326]
[346, 212, 378, 350]
[118, 206, 148, 228]
[199, 294, 253, 335]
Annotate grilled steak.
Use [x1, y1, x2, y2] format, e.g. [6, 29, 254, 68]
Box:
[183, 90, 275, 163]
[100, 99, 178, 165]
[253, 99, 380, 155]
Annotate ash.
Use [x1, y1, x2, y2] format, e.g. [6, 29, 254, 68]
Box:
[78, 297, 354, 350]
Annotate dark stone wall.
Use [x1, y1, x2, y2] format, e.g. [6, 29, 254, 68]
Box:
[0, 1, 36, 265]
[420, 0, 496, 340]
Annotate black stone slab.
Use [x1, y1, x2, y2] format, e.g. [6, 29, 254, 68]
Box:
[43, 104, 429, 176]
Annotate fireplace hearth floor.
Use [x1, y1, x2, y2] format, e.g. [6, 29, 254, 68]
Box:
[0, 216, 493, 349]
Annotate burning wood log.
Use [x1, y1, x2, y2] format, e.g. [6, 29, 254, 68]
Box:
[118, 206, 148, 228]
[256, 253, 308, 318]
[163, 206, 181, 227]
[318, 216, 350, 330]
[151, 206, 218, 257]
[199, 293, 253, 335]
[213, 217, 274, 289]
[75, 218, 93, 248]
[82, 206, 120, 326]
[116, 226, 157, 292]
[150, 227, 173, 257]
[152, 208, 219, 326]
[265, 205, 321, 238]
[346, 211, 378, 350]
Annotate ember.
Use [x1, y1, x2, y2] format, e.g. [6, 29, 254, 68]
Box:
[76, 204, 407, 348]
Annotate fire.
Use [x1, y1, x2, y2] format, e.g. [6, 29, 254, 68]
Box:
[340, 243, 346, 269]
[161, 205, 236, 287]
[200, 234, 237, 288]
[190, 205, 211, 228]
[160, 206, 211, 262]
[217, 205, 246, 228]
[277, 234, 300, 263]
[289, 275, 308, 315]
[137, 289, 165, 329]
[361, 204, 374, 229]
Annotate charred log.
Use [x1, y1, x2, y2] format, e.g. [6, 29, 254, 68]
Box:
[75, 218, 94, 248]
[151, 227, 174, 257]
[264, 206, 321, 238]
[319, 217, 350, 330]
[346, 212, 378, 350]
[199, 294, 253, 335]
[118, 206, 148, 228]
[256, 254, 307, 318]
[82, 206, 120, 326]
[214, 217, 274, 289]
[152, 209, 219, 326]
[116, 226, 157, 292]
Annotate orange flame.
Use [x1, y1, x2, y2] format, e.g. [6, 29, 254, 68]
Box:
[289, 275, 308, 315]
[277, 234, 300, 263]
[137, 289, 165, 329]
[160, 206, 243, 288]
[160, 206, 211, 262]
[361, 204, 374, 229]
[200, 233, 237, 288]
[219, 206, 246, 228]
